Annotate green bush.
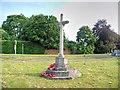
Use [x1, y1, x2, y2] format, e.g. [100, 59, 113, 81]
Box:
[1, 40, 45, 54]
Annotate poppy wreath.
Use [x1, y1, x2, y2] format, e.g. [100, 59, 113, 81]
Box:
[48, 63, 56, 70]
[40, 63, 56, 78]
[40, 72, 56, 78]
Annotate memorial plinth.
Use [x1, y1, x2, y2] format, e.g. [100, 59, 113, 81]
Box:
[40, 14, 81, 79]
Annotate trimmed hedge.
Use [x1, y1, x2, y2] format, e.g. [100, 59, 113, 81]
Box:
[1, 40, 45, 54]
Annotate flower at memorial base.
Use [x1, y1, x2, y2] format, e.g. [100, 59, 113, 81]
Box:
[48, 63, 56, 70]
[40, 63, 56, 78]
[48, 74, 56, 78]
[40, 72, 44, 76]
[40, 72, 56, 78]
[40, 72, 46, 76]
[40, 72, 55, 78]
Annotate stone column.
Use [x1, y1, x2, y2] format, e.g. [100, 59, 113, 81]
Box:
[14, 40, 17, 55]
[56, 14, 68, 68]
[14, 40, 17, 57]
[59, 14, 64, 58]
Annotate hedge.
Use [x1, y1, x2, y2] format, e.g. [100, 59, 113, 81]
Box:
[1, 40, 45, 54]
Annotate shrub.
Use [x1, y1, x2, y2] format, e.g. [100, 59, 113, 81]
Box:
[1, 40, 45, 54]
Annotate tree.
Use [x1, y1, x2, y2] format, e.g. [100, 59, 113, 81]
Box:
[93, 19, 118, 53]
[2, 14, 68, 50]
[64, 39, 77, 53]
[116, 35, 120, 49]
[0, 27, 10, 40]
[22, 14, 60, 49]
[76, 26, 96, 54]
[2, 14, 28, 40]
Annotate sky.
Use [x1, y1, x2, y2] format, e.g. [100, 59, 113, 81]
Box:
[1, 0, 119, 41]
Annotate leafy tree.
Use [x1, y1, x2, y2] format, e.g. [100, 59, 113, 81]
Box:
[93, 19, 108, 39]
[2, 14, 28, 40]
[93, 19, 118, 53]
[76, 26, 96, 54]
[0, 27, 10, 40]
[64, 39, 77, 53]
[22, 14, 60, 49]
[1, 14, 68, 50]
[116, 35, 120, 49]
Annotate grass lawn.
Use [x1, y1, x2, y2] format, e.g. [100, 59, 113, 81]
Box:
[1, 54, 119, 88]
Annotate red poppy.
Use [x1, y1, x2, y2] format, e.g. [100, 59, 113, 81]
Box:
[40, 63, 56, 78]
[48, 63, 56, 70]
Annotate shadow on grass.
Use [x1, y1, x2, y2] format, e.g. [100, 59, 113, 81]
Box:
[24, 73, 52, 80]
[2, 72, 51, 80]
[25, 73, 40, 77]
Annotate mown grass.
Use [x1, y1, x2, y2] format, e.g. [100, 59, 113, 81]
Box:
[1, 54, 119, 88]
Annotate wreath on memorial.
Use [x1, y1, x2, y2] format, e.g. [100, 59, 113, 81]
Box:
[40, 63, 56, 78]
[40, 72, 56, 78]
[48, 63, 56, 70]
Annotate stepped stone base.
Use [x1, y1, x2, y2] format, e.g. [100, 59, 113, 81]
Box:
[41, 57, 81, 80]
[45, 65, 81, 79]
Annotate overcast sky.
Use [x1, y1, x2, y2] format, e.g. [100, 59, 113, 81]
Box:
[1, 1, 118, 41]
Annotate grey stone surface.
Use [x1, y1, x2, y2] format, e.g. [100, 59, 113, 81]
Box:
[46, 69, 69, 77]
[44, 57, 81, 79]
[55, 57, 68, 67]
[44, 64, 81, 79]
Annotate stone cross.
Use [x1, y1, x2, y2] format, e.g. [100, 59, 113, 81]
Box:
[55, 14, 69, 68]
[58, 14, 69, 58]
[42, 14, 81, 79]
